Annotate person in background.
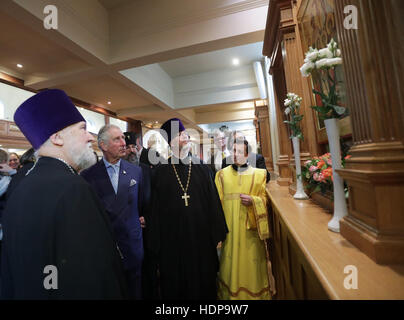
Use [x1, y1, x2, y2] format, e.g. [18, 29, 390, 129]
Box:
[4, 148, 36, 201]
[81, 124, 144, 300]
[1, 89, 127, 299]
[147, 134, 158, 150]
[209, 128, 231, 175]
[215, 137, 276, 300]
[0, 149, 16, 272]
[19, 148, 36, 167]
[124, 132, 160, 168]
[8, 153, 20, 170]
[222, 131, 270, 183]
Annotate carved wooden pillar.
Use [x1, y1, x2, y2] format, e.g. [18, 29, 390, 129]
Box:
[335, 0, 404, 264]
[272, 64, 293, 186]
[280, 1, 320, 193]
[279, 4, 319, 158]
[263, 0, 320, 187]
[255, 105, 274, 171]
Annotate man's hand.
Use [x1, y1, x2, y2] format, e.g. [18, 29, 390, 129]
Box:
[216, 241, 222, 249]
[240, 194, 253, 206]
[139, 216, 146, 228]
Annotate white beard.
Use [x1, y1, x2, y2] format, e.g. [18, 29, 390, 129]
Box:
[68, 142, 96, 171]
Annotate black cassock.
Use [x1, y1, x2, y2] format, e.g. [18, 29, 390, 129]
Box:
[1, 157, 127, 299]
[148, 155, 228, 300]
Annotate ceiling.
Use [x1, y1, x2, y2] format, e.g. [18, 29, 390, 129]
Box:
[159, 42, 264, 78]
[0, 0, 269, 134]
[98, 0, 133, 10]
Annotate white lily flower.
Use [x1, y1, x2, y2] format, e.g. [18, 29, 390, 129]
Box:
[300, 61, 315, 77]
[284, 99, 292, 106]
[326, 57, 342, 66]
[319, 48, 333, 59]
[305, 50, 319, 62]
[284, 107, 291, 115]
[315, 58, 331, 69]
[336, 49, 341, 57]
[327, 38, 337, 51]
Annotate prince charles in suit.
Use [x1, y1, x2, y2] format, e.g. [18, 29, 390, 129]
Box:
[81, 124, 144, 299]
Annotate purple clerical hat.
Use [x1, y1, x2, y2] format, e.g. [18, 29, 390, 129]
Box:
[14, 89, 85, 150]
[160, 118, 185, 144]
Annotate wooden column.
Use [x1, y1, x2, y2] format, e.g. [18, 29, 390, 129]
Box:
[272, 62, 292, 186]
[255, 104, 274, 172]
[279, 2, 319, 158]
[280, 1, 320, 193]
[263, 0, 320, 187]
[335, 0, 404, 264]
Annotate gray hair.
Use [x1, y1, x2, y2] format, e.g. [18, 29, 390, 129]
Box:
[97, 124, 121, 149]
[0, 149, 9, 164]
[212, 128, 224, 139]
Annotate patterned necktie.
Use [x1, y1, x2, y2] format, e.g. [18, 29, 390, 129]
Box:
[109, 165, 119, 194]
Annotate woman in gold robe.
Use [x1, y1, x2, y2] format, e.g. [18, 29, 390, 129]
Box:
[215, 138, 275, 300]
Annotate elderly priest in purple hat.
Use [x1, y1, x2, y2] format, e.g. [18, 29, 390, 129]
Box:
[147, 118, 228, 299]
[0, 89, 127, 299]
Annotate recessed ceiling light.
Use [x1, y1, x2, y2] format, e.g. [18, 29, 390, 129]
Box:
[17, 64, 23, 68]
[232, 58, 240, 66]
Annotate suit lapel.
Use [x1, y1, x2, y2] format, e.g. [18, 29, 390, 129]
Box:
[117, 161, 130, 194]
[95, 161, 116, 197]
[115, 161, 131, 212]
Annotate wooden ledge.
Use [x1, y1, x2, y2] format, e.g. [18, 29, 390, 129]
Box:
[266, 181, 404, 299]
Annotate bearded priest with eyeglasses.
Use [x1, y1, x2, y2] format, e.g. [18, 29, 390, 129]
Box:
[146, 118, 228, 300]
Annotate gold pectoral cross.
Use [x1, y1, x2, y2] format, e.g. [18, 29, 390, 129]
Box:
[182, 192, 190, 207]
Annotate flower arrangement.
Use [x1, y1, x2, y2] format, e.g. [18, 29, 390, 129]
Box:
[301, 153, 351, 195]
[300, 38, 346, 120]
[284, 92, 304, 140]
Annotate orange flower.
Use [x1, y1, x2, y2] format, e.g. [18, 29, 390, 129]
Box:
[317, 160, 326, 169]
[322, 168, 333, 179]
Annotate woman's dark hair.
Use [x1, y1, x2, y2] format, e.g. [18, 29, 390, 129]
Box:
[20, 148, 36, 166]
[9, 152, 20, 159]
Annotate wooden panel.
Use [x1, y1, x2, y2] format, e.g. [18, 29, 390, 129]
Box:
[7, 122, 25, 138]
[267, 181, 404, 299]
[255, 105, 274, 171]
[0, 120, 30, 149]
[270, 200, 328, 299]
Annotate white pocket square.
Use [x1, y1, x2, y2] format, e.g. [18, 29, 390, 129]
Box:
[130, 179, 137, 187]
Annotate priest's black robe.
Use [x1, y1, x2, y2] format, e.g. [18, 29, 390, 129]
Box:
[0, 157, 127, 299]
[147, 155, 228, 300]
